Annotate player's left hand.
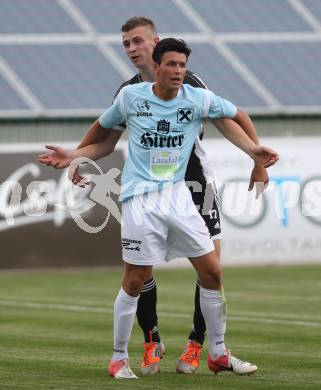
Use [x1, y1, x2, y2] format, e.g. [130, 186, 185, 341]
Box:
[248, 163, 269, 199]
[250, 145, 279, 168]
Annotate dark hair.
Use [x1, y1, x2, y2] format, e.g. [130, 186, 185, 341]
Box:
[121, 16, 156, 33]
[152, 38, 192, 64]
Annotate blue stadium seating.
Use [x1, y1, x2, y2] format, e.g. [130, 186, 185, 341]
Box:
[1, 0, 320, 116]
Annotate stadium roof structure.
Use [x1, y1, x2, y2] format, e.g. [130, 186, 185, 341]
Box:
[1, 0, 321, 119]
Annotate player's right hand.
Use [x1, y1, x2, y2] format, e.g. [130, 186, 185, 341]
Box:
[37, 145, 72, 169]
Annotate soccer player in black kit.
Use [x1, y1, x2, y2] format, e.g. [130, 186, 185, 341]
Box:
[72, 17, 268, 375]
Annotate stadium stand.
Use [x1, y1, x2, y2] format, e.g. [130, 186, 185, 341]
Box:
[1, 0, 321, 118]
[0, 0, 321, 118]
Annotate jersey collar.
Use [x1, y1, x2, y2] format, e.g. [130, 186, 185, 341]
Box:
[149, 83, 182, 100]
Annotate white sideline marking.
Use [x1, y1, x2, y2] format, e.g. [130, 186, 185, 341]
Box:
[0, 300, 320, 328]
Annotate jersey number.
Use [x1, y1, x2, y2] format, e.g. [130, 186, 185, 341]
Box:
[209, 209, 217, 219]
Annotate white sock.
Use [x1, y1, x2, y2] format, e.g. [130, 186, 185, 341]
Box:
[112, 288, 139, 360]
[199, 286, 226, 358]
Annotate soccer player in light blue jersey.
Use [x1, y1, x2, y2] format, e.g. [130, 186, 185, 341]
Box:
[69, 17, 270, 376]
[39, 38, 278, 379]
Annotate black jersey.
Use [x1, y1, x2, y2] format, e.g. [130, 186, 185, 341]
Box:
[113, 70, 211, 186]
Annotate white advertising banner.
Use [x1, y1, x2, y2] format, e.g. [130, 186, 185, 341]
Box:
[1, 137, 320, 268]
[202, 136, 321, 265]
[0, 143, 125, 268]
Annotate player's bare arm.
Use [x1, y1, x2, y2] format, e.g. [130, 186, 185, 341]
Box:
[71, 121, 122, 184]
[74, 124, 121, 161]
[38, 121, 120, 168]
[77, 120, 109, 148]
[212, 117, 279, 168]
[233, 109, 269, 188]
[214, 112, 269, 197]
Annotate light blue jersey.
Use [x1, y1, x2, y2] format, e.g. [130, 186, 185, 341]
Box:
[99, 82, 237, 202]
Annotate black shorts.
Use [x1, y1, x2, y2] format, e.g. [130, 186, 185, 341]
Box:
[187, 181, 221, 239]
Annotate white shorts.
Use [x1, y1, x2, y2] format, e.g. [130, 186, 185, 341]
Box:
[121, 181, 214, 266]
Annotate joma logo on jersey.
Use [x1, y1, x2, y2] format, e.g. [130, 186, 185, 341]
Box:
[136, 100, 152, 117]
[140, 131, 184, 148]
[137, 111, 152, 117]
[177, 108, 194, 123]
[137, 100, 151, 111]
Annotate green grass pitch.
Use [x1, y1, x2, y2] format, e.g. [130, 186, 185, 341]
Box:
[0, 265, 320, 389]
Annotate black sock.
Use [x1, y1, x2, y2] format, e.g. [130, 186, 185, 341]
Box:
[188, 280, 206, 345]
[136, 278, 161, 343]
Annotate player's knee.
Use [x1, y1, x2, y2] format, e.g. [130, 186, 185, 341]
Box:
[123, 275, 144, 296]
[200, 272, 222, 289]
[198, 263, 222, 289]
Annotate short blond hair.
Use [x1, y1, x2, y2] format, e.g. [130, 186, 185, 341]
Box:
[121, 16, 156, 34]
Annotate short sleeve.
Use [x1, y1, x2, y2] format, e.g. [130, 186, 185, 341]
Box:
[99, 87, 127, 130]
[203, 89, 237, 119]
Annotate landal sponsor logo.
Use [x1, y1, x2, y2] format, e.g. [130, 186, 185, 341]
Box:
[150, 150, 179, 180]
[152, 151, 178, 165]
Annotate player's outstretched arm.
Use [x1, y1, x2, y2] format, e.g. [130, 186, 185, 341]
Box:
[212, 117, 279, 168]
[76, 121, 122, 156]
[233, 109, 269, 178]
[233, 109, 269, 189]
[38, 122, 121, 168]
[214, 111, 269, 197]
[249, 144, 279, 168]
[77, 120, 110, 149]
[38, 145, 73, 168]
[72, 120, 122, 184]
